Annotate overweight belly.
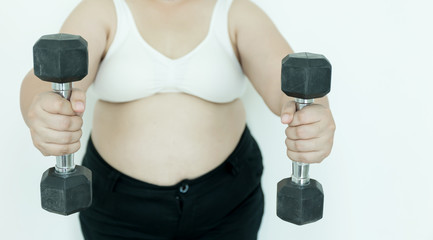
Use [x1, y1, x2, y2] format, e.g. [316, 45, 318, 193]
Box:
[91, 93, 246, 186]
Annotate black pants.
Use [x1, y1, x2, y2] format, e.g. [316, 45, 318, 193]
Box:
[79, 126, 264, 240]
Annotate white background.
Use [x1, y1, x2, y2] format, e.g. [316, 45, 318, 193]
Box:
[1, 0, 432, 239]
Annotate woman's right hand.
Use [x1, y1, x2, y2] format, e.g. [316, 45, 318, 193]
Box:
[26, 89, 86, 156]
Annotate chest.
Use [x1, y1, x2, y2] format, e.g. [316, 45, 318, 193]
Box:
[125, 0, 218, 60]
[92, 0, 247, 104]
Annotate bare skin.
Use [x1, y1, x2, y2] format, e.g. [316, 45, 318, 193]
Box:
[20, 0, 336, 186]
[91, 0, 247, 185]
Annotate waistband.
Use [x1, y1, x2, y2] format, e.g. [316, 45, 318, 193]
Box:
[83, 125, 257, 195]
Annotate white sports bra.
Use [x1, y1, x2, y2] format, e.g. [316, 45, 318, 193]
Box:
[92, 0, 247, 103]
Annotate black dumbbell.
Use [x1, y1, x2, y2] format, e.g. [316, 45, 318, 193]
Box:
[277, 52, 331, 225]
[33, 33, 92, 215]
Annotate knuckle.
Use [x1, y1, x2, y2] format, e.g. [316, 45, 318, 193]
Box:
[69, 117, 83, 131]
[286, 149, 293, 159]
[29, 128, 37, 137]
[68, 133, 75, 143]
[77, 117, 84, 129]
[296, 111, 308, 123]
[286, 150, 302, 162]
[330, 122, 336, 132]
[35, 143, 50, 157]
[287, 150, 309, 163]
[53, 100, 64, 112]
[316, 152, 327, 163]
[62, 133, 74, 144]
[59, 117, 72, 130]
[295, 127, 305, 139]
[285, 138, 290, 148]
[72, 142, 81, 153]
[31, 134, 43, 149]
[27, 109, 37, 121]
[41, 150, 50, 157]
[312, 151, 327, 163]
[294, 140, 304, 151]
[297, 154, 308, 163]
[32, 139, 39, 148]
[321, 149, 331, 161]
[328, 137, 335, 148]
[77, 129, 83, 139]
[323, 151, 330, 160]
[41, 147, 54, 157]
[64, 132, 77, 144]
[33, 141, 43, 152]
[58, 145, 71, 156]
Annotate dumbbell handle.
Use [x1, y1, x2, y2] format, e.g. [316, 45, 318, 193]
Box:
[291, 98, 314, 185]
[52, 82, 76, 174]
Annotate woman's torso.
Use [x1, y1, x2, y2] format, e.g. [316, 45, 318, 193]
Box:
[91, 0, 247, 186]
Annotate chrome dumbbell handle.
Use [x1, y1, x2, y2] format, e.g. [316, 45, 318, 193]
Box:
[291, 98, 314, 185]
[52, 82, 75, 174]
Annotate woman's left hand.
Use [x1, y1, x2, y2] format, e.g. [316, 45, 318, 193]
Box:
[280, 100, 336, 164]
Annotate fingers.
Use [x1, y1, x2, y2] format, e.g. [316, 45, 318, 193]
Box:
[285, 104, 334, 139]
[280, 101, 296, 124]
[282, 102, 336, 164]
[39, 89, 86, 116]
[285, 137, 325, 152]
[70, 88, 86, 116]
[289, 104, 327, 127]
[39, 92, 76, 116]
[286, 150, 329, 164]
[30, 124, 83, 156]
[27, 89, 86, 156]
[31, 132, 82, 156]
[285, 123, 321, 140]
[41, 112, 83, 131]
[33, 127, 83, 145]
[285, 136, 329, 163]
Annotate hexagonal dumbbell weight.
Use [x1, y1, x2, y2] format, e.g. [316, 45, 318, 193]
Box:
[277, 52, 331, 225]
[33, 33, 92, 215]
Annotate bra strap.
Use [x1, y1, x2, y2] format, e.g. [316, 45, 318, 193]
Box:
[213, 0, 238, 61]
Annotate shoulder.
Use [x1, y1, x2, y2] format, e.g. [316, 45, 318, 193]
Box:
[78, 0, 115, 11]
[70, 0, 116, 26]
[62, 0, 117, 52]
[63, 0, 116, 35]
[229, 0, 277, 38]
[229, 0, 270, 25]
[58, 0, 119, 89]
[230, 0, 262, 12]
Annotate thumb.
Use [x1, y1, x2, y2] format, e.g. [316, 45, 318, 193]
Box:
[280, 100, 296, 124]
[70, 88, 86, 116]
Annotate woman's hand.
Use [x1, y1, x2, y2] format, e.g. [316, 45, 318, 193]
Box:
[280, 100, 336, 164]
[26, 89, 86, 156]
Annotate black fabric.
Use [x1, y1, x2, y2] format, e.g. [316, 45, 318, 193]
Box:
[79, 126, 264, 240]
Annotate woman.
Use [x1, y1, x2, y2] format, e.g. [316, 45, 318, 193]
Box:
[20, 0, 335, 239]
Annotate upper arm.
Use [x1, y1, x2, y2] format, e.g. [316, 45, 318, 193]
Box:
[230, 0, 293, 114]
[59, 0, 115, 91]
